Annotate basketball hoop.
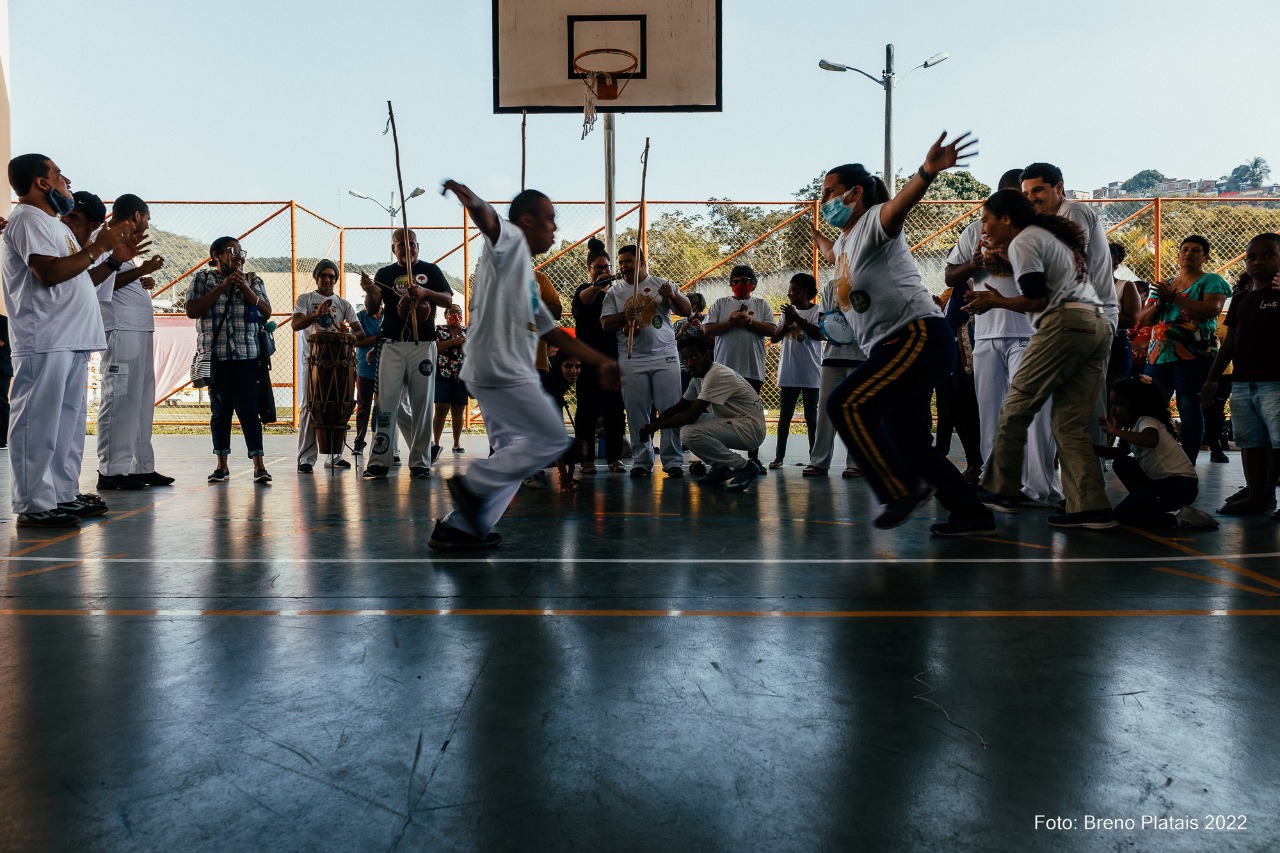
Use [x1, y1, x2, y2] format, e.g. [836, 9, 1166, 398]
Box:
[574, 48, 638, 138]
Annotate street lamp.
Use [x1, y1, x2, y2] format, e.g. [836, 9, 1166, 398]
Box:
[819, 47, 949, 198]
[348, 187, 426, 223]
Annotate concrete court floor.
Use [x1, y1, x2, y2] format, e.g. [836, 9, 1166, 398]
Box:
[0, 434, 1277, 852]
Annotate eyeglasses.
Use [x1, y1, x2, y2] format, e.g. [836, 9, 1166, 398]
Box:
[730, 277, 754, 284]
[225, 247, 247, 259]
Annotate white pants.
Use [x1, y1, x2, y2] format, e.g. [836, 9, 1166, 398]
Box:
[681, 417, 765, 471]
[296, 383, 350, 466]
[11, 350, 90, 513]
[97, 330, 156, 476]
[809, 362, 860, 471]
[370, 340, 435, 469]
[973, 336, 1063, 505]
[620, 355, 684, 471]
[443, 382, 571, 536]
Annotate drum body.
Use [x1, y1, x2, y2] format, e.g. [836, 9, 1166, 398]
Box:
[307, 331, 357, 454]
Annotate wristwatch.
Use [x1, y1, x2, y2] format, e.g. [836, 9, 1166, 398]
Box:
[105, 257, 123, 272]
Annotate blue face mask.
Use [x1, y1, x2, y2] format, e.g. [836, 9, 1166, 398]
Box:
[47, 187, 75, 216]
[821, 197, 853, 229]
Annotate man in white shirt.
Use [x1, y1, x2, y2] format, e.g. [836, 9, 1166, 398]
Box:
[641, 335, 766, 492]
[95, 194, 170, 491]
[292, 259, 360, 472]
[434, 182, 621, 549]
[3, 155, 131, 526]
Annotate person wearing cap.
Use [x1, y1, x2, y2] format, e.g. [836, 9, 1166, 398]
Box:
[2, 156, 132, 526]
[292, 259, 360, 472]
[94, 194, 172, 491]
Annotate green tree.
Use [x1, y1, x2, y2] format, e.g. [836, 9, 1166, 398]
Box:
[1121, 169, 1165, 195]
[1227, 157, 1271, 192]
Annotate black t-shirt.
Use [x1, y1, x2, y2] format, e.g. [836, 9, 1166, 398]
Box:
[572, 281, 619, 357]
[371, 260, 452, 342]
[1225, 287, 1280, 382]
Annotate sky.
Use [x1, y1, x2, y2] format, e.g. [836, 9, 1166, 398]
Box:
[14, 1, 1280, 227]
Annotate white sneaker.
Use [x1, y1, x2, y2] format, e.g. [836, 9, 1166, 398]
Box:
[1175, 506, 1219, 530]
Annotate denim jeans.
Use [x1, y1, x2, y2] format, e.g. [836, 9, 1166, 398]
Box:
[210, 358, 263, 458]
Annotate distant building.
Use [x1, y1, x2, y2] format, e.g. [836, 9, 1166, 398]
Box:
[1092, 175, 1280, 199]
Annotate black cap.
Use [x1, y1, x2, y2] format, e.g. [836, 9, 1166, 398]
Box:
[72, 191, 106, 224]
[313, 259, 339, 280]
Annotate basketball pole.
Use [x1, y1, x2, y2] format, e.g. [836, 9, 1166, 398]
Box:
[603, 112, 616, 260]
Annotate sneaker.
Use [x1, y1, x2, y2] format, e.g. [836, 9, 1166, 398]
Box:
[411, 466, 431, 480]
[664, 466, 684, 479]
[253, 469, 273, 484]
[1175, 506, 1219, 530]
[298, 463, 314, 474]
[427, 519, 501, 550]
[697, 466, 735, 487]
[750, 458, 768, 477]
[1222, 486, 1276, 507]
[629, 467, 650, 479]
[431, 444, 443, 464]
[930, 514, 998, 537]
[1048, 509, 1118, 529]
[57, 498, 108, 518]
[452, 446, 466, 454]
[323, 458, 352, 469]
[446, 476, 485, 536]
[981, 492, 1028, 514]
[362, 465, 389, 479]
[522, 471, 547, 489]
[353, 439, 367, 453]
[208, 468, 230, 483]
[688, 461, 708, 476]
[767, 459, 785, 470]
[873, 482, 937, 530]
[1209, 450, 1230, 464]
[133, 471, 175, 487]
[724, 464, 759, 493]
[97, 473, 146, 491]
[16, 509, 79, 527]
[393, 456, 402, 466]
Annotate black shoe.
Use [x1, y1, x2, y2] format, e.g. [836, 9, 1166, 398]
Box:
[253, 469, 273, 484]
[664, 466, 684, 479]
[362, 465, 389, 479]
[431, 444, 443, 464]
[1209, 450, 1230, 464]
[930, 515, 997, 537]
[208, 468, 230, 483]
[724, 464, 759, 492]
[697, 466, 735, 487]
[630, 467, 650, 479]
[97, 473, 146, 491]
[16, 509, 79, 527]
[873, 482, 936, 530]
[324, 458, 352, 469]
[410, 466, 431, 480]
[750, 458, 767, 477]
[297, 463, 314, 474]
[446, 476, 485, 535]
[353, 440, 367, 453]
[981, 492, 1028, 514]
[393, 456, 402, 466]
[427, 519, 501, 550]
[57, 498, 109, 518]
[689, 461, 708, 476]
[1048, 509, 1118, 529]
[133, 471, 175, 486]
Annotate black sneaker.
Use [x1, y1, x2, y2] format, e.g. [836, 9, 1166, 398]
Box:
[446, 476, 485, 536]
[750, 458, 768, 477]
[133, 471, 175, 487]
[208, 468, 230, 483]
[393, 456, 402, 466]
[697, 466, 735, 487]
[57, 498, 108, 518]
[981, 492, 1028, 514]
[723, 464, 759, 492]
[16, 509, 79, 527]
[689, 461, 708, 476]
[873, 482, 936, 530]
[298, 463, 314, 474]
[1048, 509, 1118, 529]
[431, 444, 443, 464]
[362, 465, 389, 479]
[1209, 450, 1230, 463]
[930, 515, 997, 537]
[97, 473, 146, 491]
[410, 466, 431, 480]
[630, 467, 651, 479]
[664, 466, 684, 479]
[253, 469, 273, 484]
[427, 519, 501, 550]
[353, 439, 367, 453]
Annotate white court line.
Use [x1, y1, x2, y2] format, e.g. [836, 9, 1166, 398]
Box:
[3, 553, 1280, 566]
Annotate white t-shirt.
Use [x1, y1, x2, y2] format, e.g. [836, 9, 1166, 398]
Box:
[1007, 225, 1099, 328]
[1058, 200, 1118, 329]
[1, 203, 106, 355]
[818, 279, 866, 362]
[833, 204, 941, 353]
[707, 294, 773, 382]
[776, 304, 822, 388]
[460, 217, 558, 388]
[684, 362, 765, 425]
[293, 290, 359, 356]
[97, 260, 157, 333]
[602, 275, 678, 362]
[1131, 415, 1196, 480]
[946, 220, 1034, 341]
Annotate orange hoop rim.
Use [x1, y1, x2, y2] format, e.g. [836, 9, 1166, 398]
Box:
[573, 48, 639, 79]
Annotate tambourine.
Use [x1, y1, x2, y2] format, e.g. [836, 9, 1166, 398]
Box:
[819, 309, 857, 346]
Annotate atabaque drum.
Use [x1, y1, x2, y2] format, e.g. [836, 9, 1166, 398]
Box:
[307, 331, 358, 454]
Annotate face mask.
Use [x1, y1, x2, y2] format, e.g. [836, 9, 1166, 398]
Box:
[47, 187, 75, 216]
[730, 283, 754, 299]
[821, 197, 853, 229]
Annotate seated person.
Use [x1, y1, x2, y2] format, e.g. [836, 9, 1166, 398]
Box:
[640, 335, 765, 493]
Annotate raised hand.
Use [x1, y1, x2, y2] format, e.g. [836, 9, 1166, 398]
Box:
[139, 255, 165, 275]
[441, 179, 477, 207]
[359, 271, 377, 293]
[922, 131, 978, 175]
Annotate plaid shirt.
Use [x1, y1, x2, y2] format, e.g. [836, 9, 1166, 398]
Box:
[189, 269, 269, 361]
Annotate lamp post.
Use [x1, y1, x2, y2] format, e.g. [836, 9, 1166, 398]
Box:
[819, 46, 948, 198]
[348, 187, 426, 224]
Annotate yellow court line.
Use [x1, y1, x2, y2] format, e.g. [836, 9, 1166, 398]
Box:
[1152, 566, 1280, 597]
[2, 608, 1280, 619]
[1125, 526, 1280, 591]
[10, 553, 127, 579]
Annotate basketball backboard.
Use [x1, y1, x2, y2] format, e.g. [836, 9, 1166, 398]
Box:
[492, 0, 722, 113]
